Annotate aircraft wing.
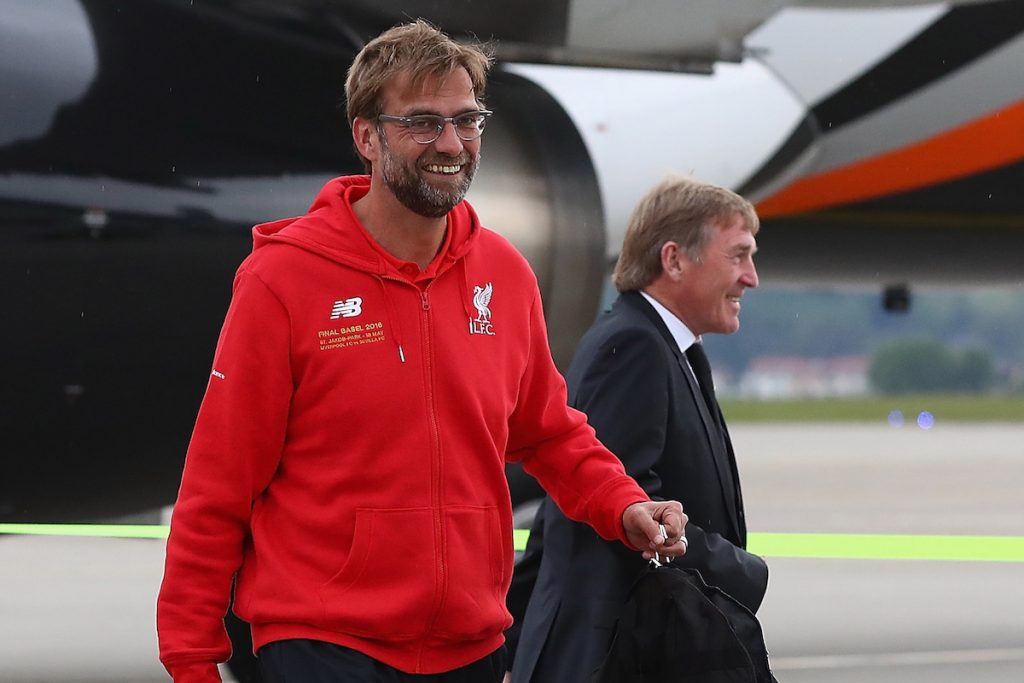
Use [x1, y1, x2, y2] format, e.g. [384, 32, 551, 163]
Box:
[204, 0, 993, 72]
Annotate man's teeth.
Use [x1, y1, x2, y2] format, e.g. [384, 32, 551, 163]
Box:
[425, 164, 461, 174]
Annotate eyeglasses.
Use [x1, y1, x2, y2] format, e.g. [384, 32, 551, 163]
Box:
[376, 110, 493, 144]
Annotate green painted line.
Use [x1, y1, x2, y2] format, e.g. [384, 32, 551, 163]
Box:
[0, 523, 169, 539]
[513, 527, 529, 551]
[3, 525, 1023, 562]
[747, 532, 1024, 563]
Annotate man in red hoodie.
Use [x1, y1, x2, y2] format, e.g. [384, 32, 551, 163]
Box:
[157, 20, 687, 683]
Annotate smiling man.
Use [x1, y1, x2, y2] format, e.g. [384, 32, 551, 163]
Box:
[156, 20, 688, 683]
[507, 176, 770, 683]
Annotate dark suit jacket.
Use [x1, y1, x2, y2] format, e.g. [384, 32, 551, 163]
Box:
[507, 291, 768, 683]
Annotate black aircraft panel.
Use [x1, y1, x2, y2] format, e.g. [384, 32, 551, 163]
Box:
[1, 0, 361, 522]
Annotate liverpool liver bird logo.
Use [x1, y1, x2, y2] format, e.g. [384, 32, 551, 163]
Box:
[473, 282, 493, 322]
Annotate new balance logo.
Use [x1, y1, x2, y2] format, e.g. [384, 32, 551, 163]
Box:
[331, 297, 363, 319]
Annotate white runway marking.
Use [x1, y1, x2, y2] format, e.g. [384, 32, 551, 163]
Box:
[774, 647, 1024, 670]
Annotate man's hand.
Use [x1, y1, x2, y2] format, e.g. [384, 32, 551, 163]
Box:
[622, 500, 688, 560]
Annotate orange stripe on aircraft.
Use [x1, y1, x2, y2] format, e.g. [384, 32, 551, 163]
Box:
[756, 98, 1024, 219]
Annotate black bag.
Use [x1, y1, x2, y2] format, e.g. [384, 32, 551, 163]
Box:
[593, 561, 777, 682]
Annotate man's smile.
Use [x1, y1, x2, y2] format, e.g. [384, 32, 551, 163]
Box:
[423, 163, 464, 175]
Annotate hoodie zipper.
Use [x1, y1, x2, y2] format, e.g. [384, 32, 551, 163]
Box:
[377, 273, 452, 665]
[417, 286, 450, 662]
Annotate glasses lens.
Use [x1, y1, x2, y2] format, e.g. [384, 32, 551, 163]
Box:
[453, 113, 487, 140]
[406, 116, 444, 143]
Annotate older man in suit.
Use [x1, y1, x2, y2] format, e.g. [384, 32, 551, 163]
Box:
[506, 176, 769, 683]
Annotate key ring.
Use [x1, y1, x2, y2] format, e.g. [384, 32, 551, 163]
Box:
[651, 523, 668, 567]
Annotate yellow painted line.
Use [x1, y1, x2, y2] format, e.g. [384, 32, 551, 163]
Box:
[3, 525, 1023, 562]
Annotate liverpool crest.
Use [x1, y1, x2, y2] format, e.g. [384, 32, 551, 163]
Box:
[469, 282, 495, 336]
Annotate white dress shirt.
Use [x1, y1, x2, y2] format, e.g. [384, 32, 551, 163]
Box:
[639, 291, 698, 355]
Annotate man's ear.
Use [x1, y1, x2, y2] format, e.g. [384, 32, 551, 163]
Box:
[660, 241, 688, 281]
[352, 117, 378, 162]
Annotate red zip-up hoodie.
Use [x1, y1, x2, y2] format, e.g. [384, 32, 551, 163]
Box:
[157, 176, 648, 681]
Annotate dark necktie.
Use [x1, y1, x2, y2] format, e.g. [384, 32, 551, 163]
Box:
[688, 342, 737, 491]
[687, 342, 746, 535]
[685, 342, 718, 416]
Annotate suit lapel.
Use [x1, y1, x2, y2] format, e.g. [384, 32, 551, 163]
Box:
[718, 420, 747, 544]
[622, 292, 744, 542]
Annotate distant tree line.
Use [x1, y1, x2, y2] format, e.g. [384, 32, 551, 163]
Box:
[701, 286, 1024, 393]
[868, 339, 994, 394]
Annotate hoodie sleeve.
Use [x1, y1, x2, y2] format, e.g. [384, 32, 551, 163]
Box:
[506, 287, 648, 547]
[157, 269, 292, 682]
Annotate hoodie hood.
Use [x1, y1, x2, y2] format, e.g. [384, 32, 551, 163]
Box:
[251, 175, 481, 277]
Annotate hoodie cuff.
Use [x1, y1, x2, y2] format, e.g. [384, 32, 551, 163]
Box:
[586, 476, 649, 548]
[165, 661, 223, 683]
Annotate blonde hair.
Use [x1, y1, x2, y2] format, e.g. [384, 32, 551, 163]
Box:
[345, 20, 494, 170]
[613, 175, 759, 292]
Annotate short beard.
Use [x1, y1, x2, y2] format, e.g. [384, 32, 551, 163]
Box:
[378, 130, 479, 218]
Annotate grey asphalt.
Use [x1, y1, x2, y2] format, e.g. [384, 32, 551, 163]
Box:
[1, 422, 1022, 682]
[737, 422, 1024, 682]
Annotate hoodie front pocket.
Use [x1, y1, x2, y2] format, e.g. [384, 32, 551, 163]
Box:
[432, 505, 510, 639]
[318, 507, 435, 639]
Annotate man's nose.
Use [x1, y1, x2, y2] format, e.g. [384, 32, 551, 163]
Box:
[432, 121, 464, 155]
[743, 261, 759, 288]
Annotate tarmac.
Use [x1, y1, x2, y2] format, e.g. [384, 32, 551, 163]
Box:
[1, 422, 1022, 682]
